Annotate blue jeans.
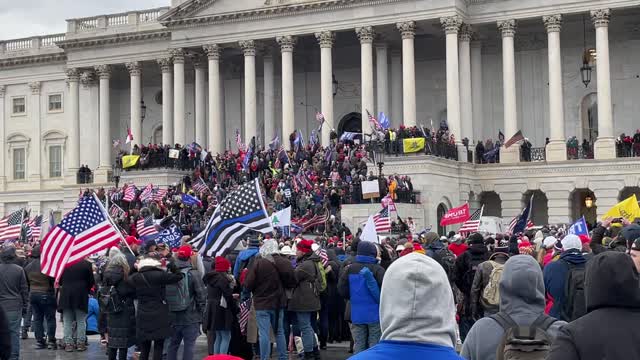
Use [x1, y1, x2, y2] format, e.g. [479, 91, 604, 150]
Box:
[168, 323, 200, 360]
[351, 323, 381, 354]
[6, 310, 21, 360]
[256, 309, 288, 360]
[30, 292, 57, 341]
[62, 309, 87, 345]
[213, 330, 231, 355]
[295, 312, 317, 353]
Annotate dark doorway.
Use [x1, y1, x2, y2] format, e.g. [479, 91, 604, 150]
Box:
[337, 112, 362, 139]
[437, 203, 448, 236]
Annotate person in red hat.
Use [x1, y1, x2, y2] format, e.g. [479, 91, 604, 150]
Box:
[203, 256, 237, 356]
[122, 236, 141, 273]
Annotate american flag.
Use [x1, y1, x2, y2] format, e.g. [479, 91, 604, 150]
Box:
[139, 184, 154, 203]
[136, 216, 158, 238]
[508, 217, 534, 234]
[152, 188, 168, 202]
[109, 204, 125, 219]
[0, 210, 24, 242]
[504, 130, 525, 148]
[189, 179, 273, 257]
[26, 215, 44, 240]
[123, 184, 136, 202]
[293, 211, 329, 232]
[373, 208, 391, 232]
[238, 297, 252, 335]
[508, 195, 534, 234]
[366, 110, 381, 130]
[315, 111, 325, 123]
[235, 129, 245, 152]
[192, 178, 209, 194]
[459, 206, 484, 234]
[40, 196, 121, 280]
[110, 189, 123, 202]
[317, 248, 329, 267]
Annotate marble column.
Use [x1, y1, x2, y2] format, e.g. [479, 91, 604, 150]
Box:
[470, 41, 484, 141]
[126, 62, 142, 148]
[171, 48, 186, 145]
[95, 64, 111, 179]
[375, 42, 388, 120]
[390, 50, 402, 128]
[356, 26, 375, 134]
[66, 69, 80, 182]
[543, 14, 567, 161]
[158, 58, 174, 145]
[0, 86, 5, 190]
[497, 19, 519, 163]
[204, 44, 224, 154]
[316, 31, 335, 146]
[277, 35, 296, 150]
[441, 16, 462, 149]
[28, 81, 42, 182]
[459, 24, 473, 143]
[239, 40, 257, 145]
[194, 56, 207, 147]
[263, 50, 275, 145]
[397, 21, 416, 127]
[591, 9, 615, 159]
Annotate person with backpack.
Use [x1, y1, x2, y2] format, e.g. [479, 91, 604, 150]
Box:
[244, 239, 296, 360]
[23, 245, 57, 350]
[425, 232, 456, 282]
[166, 245, 206, 360]
[102, 248, 137, 360]
[289, 239, 323, 359]
[460, 255, 566, 360]
[469, 247, 509, 320]
[546, 251, 640, 360]
[338, 241, 385, 354]
[453, 233, 488, 340]
[543, 234, 588, 322]
[348, 252, 463, 360]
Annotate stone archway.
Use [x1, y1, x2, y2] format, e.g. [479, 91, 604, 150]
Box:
[337, 112, 362, 139]
[570, 189, 597, 227]
[619, 187, 640, 202]
[580, 92, 598, 143]
[437, 203, 448, 236]
[523, 190, 549, 226]
[479, 191, 502, 218]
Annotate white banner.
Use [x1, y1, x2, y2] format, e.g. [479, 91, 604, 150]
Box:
[361, 180, 380, 199]
[271, 207, 291, 228]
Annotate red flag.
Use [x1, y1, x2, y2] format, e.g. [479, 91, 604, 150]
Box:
[439, 203, 471, 226]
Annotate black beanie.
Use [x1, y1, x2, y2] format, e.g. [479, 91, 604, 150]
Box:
[469, 232, 484, 245]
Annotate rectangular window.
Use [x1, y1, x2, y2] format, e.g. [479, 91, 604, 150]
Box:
[12, 97, 26, 115]
[48, 94, 63, 112]
[13, 148, 25, 180]
[49, 145, 62, 178]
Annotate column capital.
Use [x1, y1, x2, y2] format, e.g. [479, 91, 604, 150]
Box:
[591, 8, 610, 28]
[80, 70, 95, 88]
[396, 21, 416, 39]
[125, 61, 142, 76]
[192, 54, 207, 69]
[169, 48, 185, 63]
[29, 81, 41, 95]
[203, 44, 221, 60]
[0, 85, 6, 98]
[441, 16, 462, 34]
[239, 40, 256, 56]
[355, 26, 375, 44]
[315, 31, 335, 48]
[459, 23, 474, 41]
[66, 68, 80, 82]
[543, 14, 562, 33]
[497, 19, 517, 37]
[94, 64, 111, 79]
[157, 57, 173, 73]
[276, 35, 296, 52]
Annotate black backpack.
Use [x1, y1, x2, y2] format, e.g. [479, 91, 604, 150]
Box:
[433, 247, 456, 280]
[98, 285, 125, 314]
[560, 260, 587, 322]
[490, 312, 557, 360]
[461, 255, 485, 292]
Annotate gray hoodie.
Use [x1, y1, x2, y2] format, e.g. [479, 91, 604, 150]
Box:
[460, 255, 566, 360]
[380, 252, 457, 348]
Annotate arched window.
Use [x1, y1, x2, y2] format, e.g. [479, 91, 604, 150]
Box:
[437, 203, 448, 236]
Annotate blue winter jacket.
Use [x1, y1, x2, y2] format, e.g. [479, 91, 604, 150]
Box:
[338, 255, 385, 325]
[350, 341, 463, 360]
[86, 297, 99, 333]
[543, 250, 587, 319]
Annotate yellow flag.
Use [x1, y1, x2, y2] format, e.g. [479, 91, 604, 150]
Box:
[602, 194, 640, 221]
[121, 155, 140, 169]
[402, 138, 425, 153]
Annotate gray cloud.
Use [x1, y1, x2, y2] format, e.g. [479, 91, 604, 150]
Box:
[0, 0, 169, 40]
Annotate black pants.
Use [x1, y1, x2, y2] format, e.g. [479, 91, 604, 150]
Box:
[140, 339, 164, 360]
[108, 347, 128, 360]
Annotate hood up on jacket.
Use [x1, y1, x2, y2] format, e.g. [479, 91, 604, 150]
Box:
[585, 251, 640, 312]
[0, 246, 17, 263]
[499, 255, 546, 320]
[379, 252, 457, 348]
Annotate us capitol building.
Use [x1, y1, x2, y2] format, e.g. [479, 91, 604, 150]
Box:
[0, 0, 639, 232]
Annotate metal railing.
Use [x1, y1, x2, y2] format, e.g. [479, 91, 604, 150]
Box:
[521, 147, 545, 162]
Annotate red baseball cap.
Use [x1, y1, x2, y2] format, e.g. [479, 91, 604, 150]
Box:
[174, 245, 195, 260]
[126, 236, 141, 246]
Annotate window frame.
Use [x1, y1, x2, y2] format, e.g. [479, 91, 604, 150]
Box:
[11, 96, 27, 116]
[12, 148, 26, 181]
[48, 145, 63, 178]
[47, 93, 64, 113]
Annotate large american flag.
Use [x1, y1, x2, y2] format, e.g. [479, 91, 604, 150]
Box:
[192, 178, 209, 194]
[459, 206, 484, 234]
[0, 210, 24, 242]
[373, 208, 391, 232]
[292, 211, 329, 232]
[40, 196, 121, 280]
[508, 217, 534, 234]
[123, 184, 137, 202]
[152, 188, 168, 202]
[366, 110, 381, 130]
[139, 184, 154, 203]
[136, 216, 158, 238]
[189, 179, 273, 257]
[504, 130, 525, 149]
[26, 215, 44, 240]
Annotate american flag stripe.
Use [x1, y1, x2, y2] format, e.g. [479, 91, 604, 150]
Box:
[373, 208, 391, 232]
[152, 188, 167, 202]
[504, 130, 524, 148]
[137, 217, 158, 237]
[238, 298, 252, 335]
[0, 210, 24, 242]
[193, 179, 209, 193]
[459, 208, 483, 233]
[140, 184, 154, 202]
[206, 216, 272, 256]
[123, 185, 136, 202]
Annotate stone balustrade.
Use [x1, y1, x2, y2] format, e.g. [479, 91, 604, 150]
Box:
[0, 34, 66, 58]
[66, 7, 170, 36]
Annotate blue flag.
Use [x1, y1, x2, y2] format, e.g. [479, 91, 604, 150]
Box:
[568, 216, 589, 236]
[512, 195, 533, 234]
[379, 112, 390, 130]
[181, 193, 202, 207]
[155, 224, 183, 250]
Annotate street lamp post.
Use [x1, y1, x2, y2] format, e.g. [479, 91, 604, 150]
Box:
[112, 161, 121, 188]
[372, 140, 385, 178]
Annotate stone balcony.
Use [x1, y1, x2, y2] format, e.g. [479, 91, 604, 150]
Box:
[0, 34, 65, 59]
[65, 7, 170, 40]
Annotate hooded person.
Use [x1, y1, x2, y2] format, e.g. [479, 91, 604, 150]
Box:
[348, 252, 463, 360]
[453, 233, 488, 339]
[461, 255, 566, 360]
[546, 252, 640, 360]
[469, 249, 509, 320]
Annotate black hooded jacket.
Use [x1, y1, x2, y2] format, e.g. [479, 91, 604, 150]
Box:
[547, 252, 640, 360]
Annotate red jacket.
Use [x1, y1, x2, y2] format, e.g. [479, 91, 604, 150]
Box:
[448, 242, 468, 257]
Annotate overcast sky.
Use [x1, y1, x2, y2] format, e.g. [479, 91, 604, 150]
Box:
[0, 0, 170, 40]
